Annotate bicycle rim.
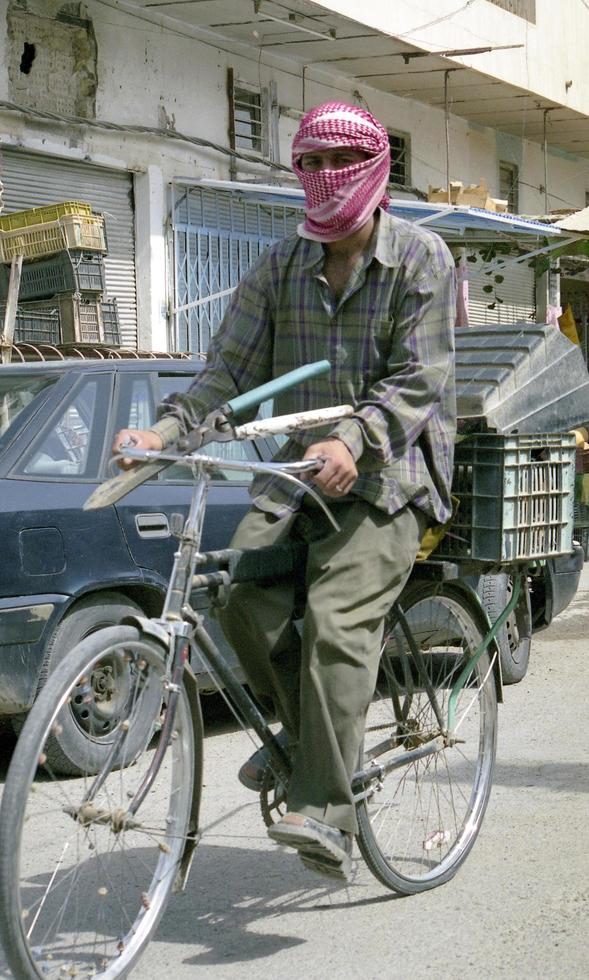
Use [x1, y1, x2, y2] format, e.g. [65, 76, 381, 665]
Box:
[0, 626, 195, 979]
[356, 585, 497, 894]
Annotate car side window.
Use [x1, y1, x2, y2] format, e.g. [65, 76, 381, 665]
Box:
[17, 374, 111, 479]
[156, 374, 256, 483]
[121, 377, 153, 431]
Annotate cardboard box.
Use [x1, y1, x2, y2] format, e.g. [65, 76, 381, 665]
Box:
[427, 178, 508, 213]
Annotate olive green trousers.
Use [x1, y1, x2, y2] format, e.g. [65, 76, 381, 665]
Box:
[216, 498, 426, 834]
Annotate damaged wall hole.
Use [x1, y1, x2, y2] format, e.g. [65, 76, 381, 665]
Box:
[19, 42, 36, 75]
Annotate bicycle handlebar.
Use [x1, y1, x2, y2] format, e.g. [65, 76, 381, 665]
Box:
[105, 450, 343, 529]
[225, 360, 330, 417]
[84, 364, 346, 512]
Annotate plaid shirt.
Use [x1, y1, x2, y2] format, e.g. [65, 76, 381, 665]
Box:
[152, 210, 457, 525]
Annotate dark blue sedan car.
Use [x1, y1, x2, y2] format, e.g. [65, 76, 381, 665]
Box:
[0, 355, 583, 773]
[0, 357, 271, 768]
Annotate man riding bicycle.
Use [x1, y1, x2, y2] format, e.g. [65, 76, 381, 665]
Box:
[114, 101, 457, 880]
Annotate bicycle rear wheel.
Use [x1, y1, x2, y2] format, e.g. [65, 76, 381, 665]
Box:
[0, 626, 197, 980]
[356, 582, 497, 894]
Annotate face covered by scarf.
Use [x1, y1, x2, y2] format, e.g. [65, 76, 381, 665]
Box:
[292, 102, 391, 242]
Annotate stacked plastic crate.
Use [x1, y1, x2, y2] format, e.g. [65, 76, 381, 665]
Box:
[0, 201, 121, 346]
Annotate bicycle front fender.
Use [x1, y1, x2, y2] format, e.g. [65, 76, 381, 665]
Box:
[120, 614, 203, 890]
[121, 613, 172, 651]
[174, 661, 204, 892]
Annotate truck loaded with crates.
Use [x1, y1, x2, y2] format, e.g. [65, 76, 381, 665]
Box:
[443, 321, 589, 683]
[0, 200, 120, 347]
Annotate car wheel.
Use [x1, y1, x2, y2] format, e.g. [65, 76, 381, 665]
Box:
[24, 592, 150, 775]
[477, 573, 531, 685]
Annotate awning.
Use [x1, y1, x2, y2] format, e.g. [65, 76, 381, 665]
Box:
[556, 206, 589, 233]
[192, 179, 566, 245]
[388, 200, 565, 243]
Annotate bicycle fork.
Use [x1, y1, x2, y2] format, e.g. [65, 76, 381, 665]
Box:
[76, 471, 211, 840]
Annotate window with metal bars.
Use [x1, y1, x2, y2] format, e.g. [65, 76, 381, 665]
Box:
[499, 161, 519, 213]
[486, 0, 535, 22]
[229, 70, 265, 155]
[388, 131, 411, 188]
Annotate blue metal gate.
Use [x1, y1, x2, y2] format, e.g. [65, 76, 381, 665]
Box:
[171, 182, 304, 354]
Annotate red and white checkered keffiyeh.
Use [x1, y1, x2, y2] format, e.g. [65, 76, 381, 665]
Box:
[292, 102, 391, 242]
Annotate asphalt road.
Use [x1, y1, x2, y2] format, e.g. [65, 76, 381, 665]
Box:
[0, 580, 588, 980]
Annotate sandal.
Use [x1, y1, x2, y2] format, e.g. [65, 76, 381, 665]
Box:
[267, 813, 353, 879]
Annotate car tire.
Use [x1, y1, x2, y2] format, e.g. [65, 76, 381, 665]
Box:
[25, 592, 148, 775]
[477, 573, 531, 685]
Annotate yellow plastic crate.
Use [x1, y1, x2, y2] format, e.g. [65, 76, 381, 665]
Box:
[0, 201, 93, 231]
[0, 214, 107, 261]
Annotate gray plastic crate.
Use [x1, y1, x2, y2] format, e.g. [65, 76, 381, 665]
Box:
[57, 294, 102, 343]
[574, 497, 589, 529]
[0, 303, 60, 345]
[18, 294, 121, 345]
[434, 433, 576, 564]
[101, 297, 121, 346]
[455, 323, 589, 434]
[0, 251, 105, 302]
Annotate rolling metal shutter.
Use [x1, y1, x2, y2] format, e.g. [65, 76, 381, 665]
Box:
[0, 148, 137, 347]
[468, 259, 536, 326]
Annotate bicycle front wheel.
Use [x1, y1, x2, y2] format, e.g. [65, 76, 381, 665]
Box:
[356, 582, 498, 894]
[0, 626, 197, 980]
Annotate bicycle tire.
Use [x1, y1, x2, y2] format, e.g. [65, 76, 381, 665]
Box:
[356, 581, 497, 895]
[0, 625, 197, 980]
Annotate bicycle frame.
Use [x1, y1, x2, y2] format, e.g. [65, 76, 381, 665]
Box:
[84, 443, 519, 853]
[126, 454, 513, 809]
[107, 454, 323, 832]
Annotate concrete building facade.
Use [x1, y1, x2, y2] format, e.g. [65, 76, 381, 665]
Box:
[1, 0, 588, 350]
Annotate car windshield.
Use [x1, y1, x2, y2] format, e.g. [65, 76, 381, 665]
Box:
[0, 374, 58, 447]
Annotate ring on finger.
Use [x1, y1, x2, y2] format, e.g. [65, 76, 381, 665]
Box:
[335, 484, 344, 492]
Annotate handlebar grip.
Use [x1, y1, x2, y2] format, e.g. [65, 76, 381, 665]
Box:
[225, 360, 331, 418]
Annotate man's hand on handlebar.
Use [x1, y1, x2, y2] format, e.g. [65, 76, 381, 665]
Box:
[112, 429, 164, 470]
[303, 438, 358, 498]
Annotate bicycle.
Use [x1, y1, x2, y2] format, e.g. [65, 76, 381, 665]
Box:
[0, 361, 514, 979]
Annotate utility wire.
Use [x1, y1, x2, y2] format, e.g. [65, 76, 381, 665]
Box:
[0, 99, 292, 175]
[395, 0, 479, 39]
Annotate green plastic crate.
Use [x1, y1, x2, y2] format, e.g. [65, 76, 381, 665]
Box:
[434, 433, 576, 564]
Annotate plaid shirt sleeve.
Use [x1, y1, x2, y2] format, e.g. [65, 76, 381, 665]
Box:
[150, 265, 275, 444]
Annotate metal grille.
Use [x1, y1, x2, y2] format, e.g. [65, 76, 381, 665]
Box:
[171, 184, 304, 353]
[468, 256, 536, 326]
[234, 87, 263, 153]
[388, 131, 411, 188]
[499, 161, 519, 213]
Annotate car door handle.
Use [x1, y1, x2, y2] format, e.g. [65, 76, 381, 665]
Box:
[135, 513, 170, 539]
